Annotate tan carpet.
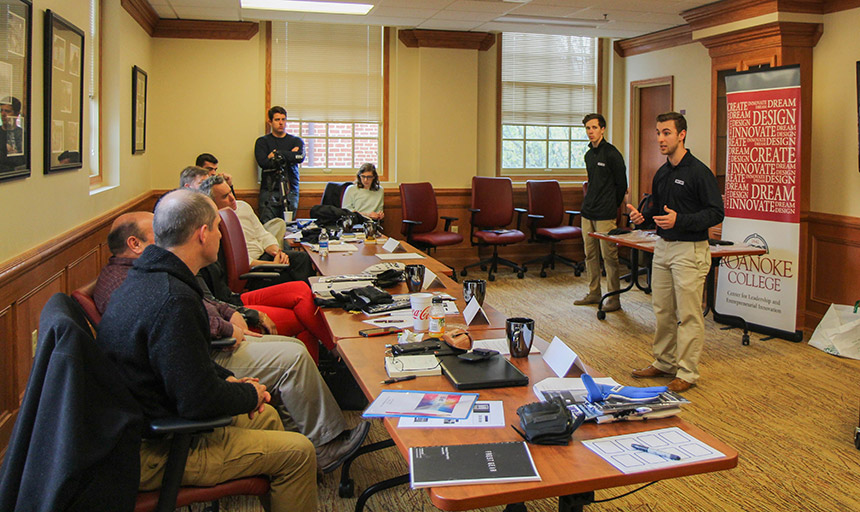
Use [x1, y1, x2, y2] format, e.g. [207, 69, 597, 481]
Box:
[214, 266, 860, 511]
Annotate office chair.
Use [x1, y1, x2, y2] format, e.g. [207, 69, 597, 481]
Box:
[218, 207, 290, 294]
[399, 182, 463, 278]
[523, 180, 584, 278]
[71, 279, 102, 326]
[321, 181, 352, 207]
[0, 293, 269, 512]
[460, 176, 527, 281]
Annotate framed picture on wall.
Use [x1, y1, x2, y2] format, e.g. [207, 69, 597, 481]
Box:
[0, 0, 32, 182]
[43, 9, 83, 174]
[132, 65, 147, 154]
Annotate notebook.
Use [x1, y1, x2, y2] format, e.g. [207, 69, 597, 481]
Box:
[438, 354, 529, 390]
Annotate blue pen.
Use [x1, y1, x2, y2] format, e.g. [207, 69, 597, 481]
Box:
[631, 443, 680, 461]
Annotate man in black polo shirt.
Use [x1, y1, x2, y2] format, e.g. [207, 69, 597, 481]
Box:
[255, 106, 305, 224]
[627, 112, 724, 392]
[575, 113, 628, 312]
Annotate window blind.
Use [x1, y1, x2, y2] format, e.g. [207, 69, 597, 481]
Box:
[271, 22, 382, 123]
[501, 33, 597, 126]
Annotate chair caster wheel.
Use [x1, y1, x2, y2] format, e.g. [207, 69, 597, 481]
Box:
[481, 265, 488, 271]
[338, 479, 355, 498]
[854, 428, 860, 450]
[489, 274, 496, 282]
[540, 271, 547, 278]
[460, 269, 468, 276]
[597, 310, 606, 320]
[574, 269, 581, 277]
[503, 504, 528, 512]
[517, 272, 524, 279]
[742, 334, 750, 346]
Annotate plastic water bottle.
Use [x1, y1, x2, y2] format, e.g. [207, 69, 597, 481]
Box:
[428, 297, 446, 338]
[319, 228, 329, 257]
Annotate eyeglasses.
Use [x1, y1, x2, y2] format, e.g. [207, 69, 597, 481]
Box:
[359, 174, 375, 179]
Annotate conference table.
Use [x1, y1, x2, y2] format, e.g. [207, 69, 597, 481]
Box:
[301, 236, 739, 511]
[589, 230, 766, 345]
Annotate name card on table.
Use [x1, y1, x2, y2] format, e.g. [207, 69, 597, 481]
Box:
[463, 296, 489, 326]
[421, 268, 444, 290]
[381, 237, 403, 252]
[542, 336, 588, 377]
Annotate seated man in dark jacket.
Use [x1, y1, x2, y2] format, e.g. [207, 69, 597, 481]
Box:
[97, 190, 314, 511]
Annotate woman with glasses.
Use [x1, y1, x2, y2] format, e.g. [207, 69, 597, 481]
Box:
[342, 162, 384, 220]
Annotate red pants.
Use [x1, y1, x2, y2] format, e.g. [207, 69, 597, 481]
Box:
[240, 281, 333, 362]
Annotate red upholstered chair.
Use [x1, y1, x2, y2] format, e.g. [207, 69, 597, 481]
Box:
[460, 176, 527, 281]
[399, 182, 464, 274]
[71, 279, 101, 326]
[523, 180, 584, 278]
[218, 207, 288, 294]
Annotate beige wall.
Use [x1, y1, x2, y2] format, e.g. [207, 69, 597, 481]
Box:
[811, 7, 860, 217]
[0, 0, 152, 264]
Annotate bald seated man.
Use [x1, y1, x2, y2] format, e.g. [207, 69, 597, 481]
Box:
[93, 208, 368, 474]
[96, 189, 317, 511]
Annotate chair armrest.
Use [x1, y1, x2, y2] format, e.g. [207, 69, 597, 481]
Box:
[527, 214, 544, 241]
[148, 415, 233, 436]
[401, 219, 421, 240]
[565, 210, 581, 226]
[468, 209, 481, 244]
[514, 208, 527, 231]
[440, 216, 458, 232]
[240, 272, 282, 280]
[210, 337, 237, 349]
[249, 264, 289, 272]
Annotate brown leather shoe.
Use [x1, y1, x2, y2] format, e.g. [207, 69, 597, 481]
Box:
[667, 378, 694, 393]
[631, 365, 675, 379]
[574, 294, 601, 306]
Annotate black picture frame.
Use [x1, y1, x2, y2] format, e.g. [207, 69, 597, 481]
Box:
[0, 0, 32, 182]
[43, 9, 83, 174]
[132, 65, 147, 154]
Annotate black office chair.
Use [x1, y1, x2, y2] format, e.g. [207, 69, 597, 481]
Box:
[0, 294, 268, 512]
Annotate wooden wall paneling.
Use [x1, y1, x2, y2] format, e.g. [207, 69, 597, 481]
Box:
[805, 213, 860, 327]
[99, 242, 112, 268]
[0, 304, 15, 453]
[67, 248, 101, 292]
[14, 273, 64, 399]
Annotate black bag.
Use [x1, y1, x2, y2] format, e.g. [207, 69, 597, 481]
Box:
[318, 355, 368, 411]
[514, 398, 584, 445]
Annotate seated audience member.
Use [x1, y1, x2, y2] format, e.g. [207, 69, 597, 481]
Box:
[94, 210, 368, 472]
[179, 165, 210, 189]
[96, 189, 316, 511]
[198, 175, 314, 284]
[196, 153, 287, 243]
[342, 163, 384, 220]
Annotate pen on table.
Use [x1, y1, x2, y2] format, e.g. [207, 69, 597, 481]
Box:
[381, 375, 417, 385]
[631, 443, 681, 461]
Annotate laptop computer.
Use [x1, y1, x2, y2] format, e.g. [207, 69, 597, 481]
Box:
[438, 354, 529, 390]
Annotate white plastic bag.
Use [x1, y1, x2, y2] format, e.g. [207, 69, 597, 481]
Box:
[808, 303, 860, 359]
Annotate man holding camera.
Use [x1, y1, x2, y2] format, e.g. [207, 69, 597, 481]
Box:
[255, 106, 304, 224]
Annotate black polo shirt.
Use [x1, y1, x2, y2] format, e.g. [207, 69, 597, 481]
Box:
[644, 150, 724, 242]
[582, 139, 628, 221]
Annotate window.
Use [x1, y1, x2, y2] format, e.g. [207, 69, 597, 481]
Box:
[500, 33, 598, 177]
[87, 0, 101, 186]
[270, 22, 384, 181]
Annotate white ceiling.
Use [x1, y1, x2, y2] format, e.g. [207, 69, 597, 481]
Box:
[148, 0, 716, 39]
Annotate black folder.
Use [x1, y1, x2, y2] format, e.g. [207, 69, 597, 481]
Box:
[438, 354, 529, 390]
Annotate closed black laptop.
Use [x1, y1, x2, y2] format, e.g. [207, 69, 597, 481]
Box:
[438, 354, 529, 390]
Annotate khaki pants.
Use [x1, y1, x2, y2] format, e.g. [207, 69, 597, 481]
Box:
[649, 239, 711, 383]
[139, 405, 318, 512]
[580, 218, 621, 304]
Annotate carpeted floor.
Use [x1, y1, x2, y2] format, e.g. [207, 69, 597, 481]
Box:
[214, 265, 860, 512]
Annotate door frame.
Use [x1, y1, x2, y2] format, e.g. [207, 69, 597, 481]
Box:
[629, 76, 673, 202]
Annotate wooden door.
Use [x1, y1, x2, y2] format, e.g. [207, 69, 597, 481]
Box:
[637, 84, 671, 198]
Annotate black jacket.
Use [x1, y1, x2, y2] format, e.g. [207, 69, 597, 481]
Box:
[97, 245, 257, 421]
[641, 150, 724, 242]
[582, 139, 628, 221]
[0, 294, 144, 512]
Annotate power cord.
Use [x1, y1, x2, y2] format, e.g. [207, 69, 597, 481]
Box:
[592, 481, 658, 503]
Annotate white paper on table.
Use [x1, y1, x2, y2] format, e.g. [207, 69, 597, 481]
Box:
[285, 231, 303, 240]
[363, 390, 478, 419]
[542, 336, 588, 377]
[471, 338, 541, 356]
[363, 317, 413, 328]
[421, 268, 444, 290]
[463, 296, 488, 325]
[581, 427, 725, 474]
[397, 401, 505, 428]
[381, 237, 401, 252]
[532, 377, 619, 402]
[376, 252, 425, 260]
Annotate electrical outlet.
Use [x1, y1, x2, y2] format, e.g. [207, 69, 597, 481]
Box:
[31, 329, 38, 356]
[450, 225, 459, 233]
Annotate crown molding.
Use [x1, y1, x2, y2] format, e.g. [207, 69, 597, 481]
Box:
[614, 25, 693, 57]
[121, 0, 158, 36]
[698, 21, 823, 57]
[122, 0, 259, 40]
[398, 29, 495, 51]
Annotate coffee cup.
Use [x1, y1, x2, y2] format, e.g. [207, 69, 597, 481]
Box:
[404, 264, 426, 293]
[506, 317, 535, 358]
[463, 279, 487, 306]
[410, 293, 433, 331]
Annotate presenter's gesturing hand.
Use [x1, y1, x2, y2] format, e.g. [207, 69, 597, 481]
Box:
[653, 205, 677, 229]
[627, 203, 644, 225]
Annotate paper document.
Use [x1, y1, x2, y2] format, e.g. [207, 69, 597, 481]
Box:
[472, 338, 541, 356]
[363, 390, 478, 419]
[398, 401, 505, 428]
[376, 252, 425, 260]
[363, 316, 413, 328]
[532, 377, 620, 403]
[582, 427, 725, 474]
